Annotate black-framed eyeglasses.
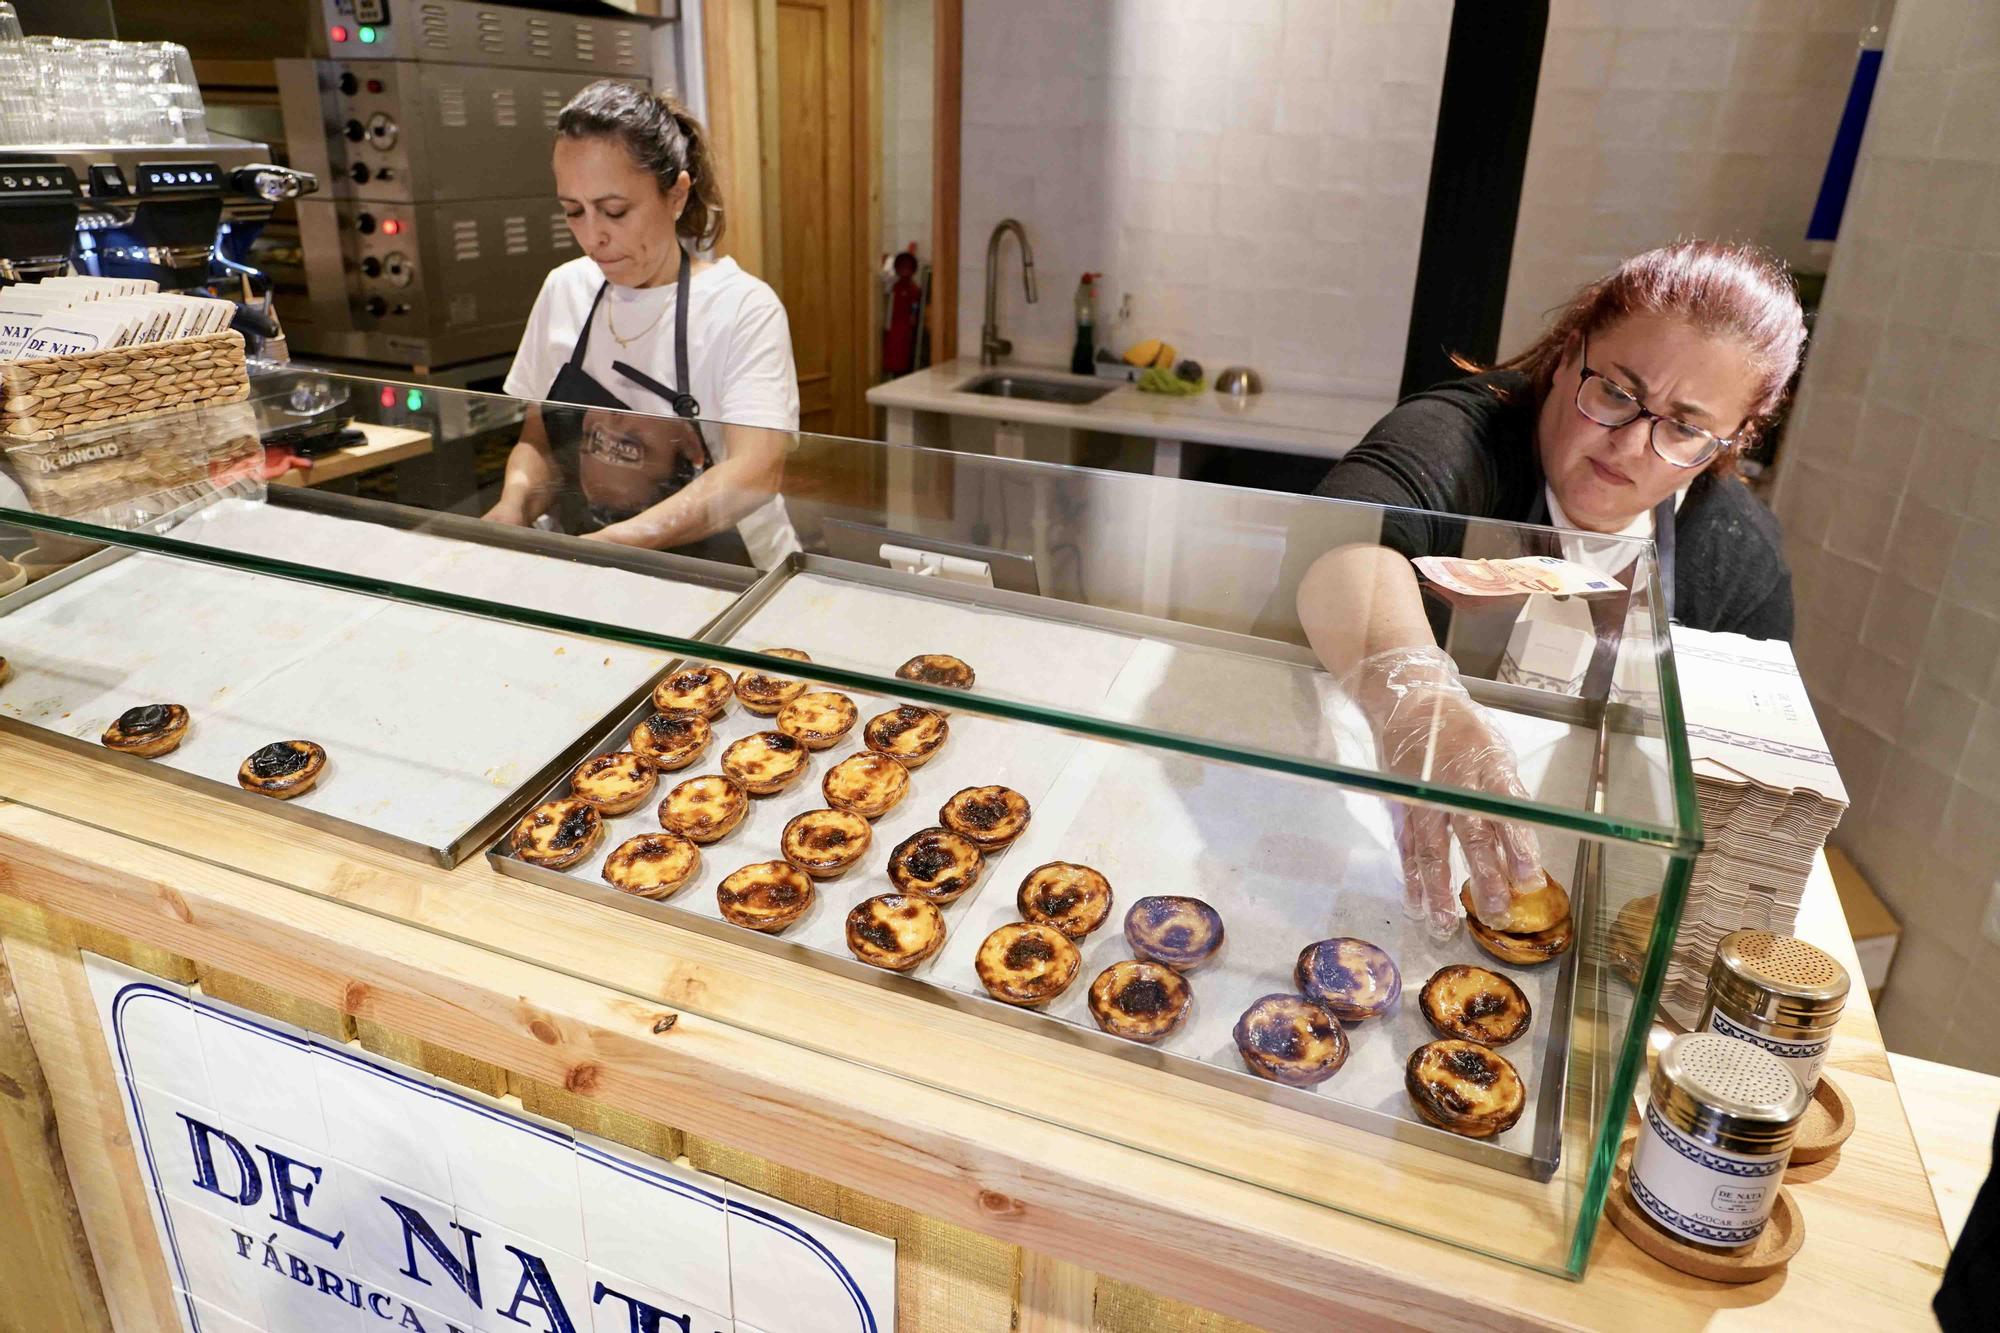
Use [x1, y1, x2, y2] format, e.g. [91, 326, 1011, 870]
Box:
[1575, 334, 1734, 469]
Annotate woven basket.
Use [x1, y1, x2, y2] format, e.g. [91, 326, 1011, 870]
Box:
[0, 329, 249, 441]
[2, 401, 261, 526]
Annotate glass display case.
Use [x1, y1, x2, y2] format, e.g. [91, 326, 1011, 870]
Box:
[0, 369, 1696, 1278]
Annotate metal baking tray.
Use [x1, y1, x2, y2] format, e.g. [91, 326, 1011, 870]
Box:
[490, 552, 1595, 1179]
[0, 493, 759, 866]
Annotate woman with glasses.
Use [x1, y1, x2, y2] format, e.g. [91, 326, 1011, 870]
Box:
[1294, 240, 1806, 936]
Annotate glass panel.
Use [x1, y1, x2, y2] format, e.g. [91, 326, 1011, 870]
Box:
[0, 370, 1695, 1273]
[0, 369, 1694, 847]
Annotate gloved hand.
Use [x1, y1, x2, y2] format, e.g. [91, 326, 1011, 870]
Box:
[1343, 646, 1542, 939]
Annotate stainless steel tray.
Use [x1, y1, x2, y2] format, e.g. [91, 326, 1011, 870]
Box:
[490, 553, 1591, 1180]
[0, 497, 759, 866]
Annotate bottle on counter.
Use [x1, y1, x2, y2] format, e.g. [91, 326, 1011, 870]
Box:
[1070, 272, 1099, 375]
[1628, 1032, 1808, 1249]
[1697, 929, 1849, 1095]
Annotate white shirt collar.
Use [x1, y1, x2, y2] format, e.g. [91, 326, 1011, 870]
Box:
[1543, 484, 1687, 577]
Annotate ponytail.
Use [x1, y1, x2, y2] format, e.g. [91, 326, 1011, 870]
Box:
[555, 80, 726, 250]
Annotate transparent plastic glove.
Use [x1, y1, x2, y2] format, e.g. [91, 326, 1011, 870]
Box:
[1343, 646, 1542, 939]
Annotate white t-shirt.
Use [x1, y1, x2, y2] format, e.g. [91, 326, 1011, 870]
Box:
[505, 253, 800, 567]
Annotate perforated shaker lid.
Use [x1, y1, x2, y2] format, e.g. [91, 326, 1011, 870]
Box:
[1656, 1032, 1811, 1127]
[1711, 929, 1849, 1027]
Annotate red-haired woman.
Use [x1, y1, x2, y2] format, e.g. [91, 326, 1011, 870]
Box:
[1297, 241, 1807, 936]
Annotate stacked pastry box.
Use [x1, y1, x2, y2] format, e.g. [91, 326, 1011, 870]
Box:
[1652, 628, 1849, 1027]
[0, 275, 235, 360]
[0, 275, 256, 528]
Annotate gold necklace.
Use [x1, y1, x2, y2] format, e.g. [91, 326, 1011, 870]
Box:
[605, 292, 670, 349]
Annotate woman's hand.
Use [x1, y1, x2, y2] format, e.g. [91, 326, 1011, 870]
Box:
[581, 521, 645, 547]
[483, 499, 530, 527]
[1344, 646, 1542, 938]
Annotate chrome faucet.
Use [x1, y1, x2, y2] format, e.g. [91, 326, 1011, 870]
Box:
[980, 218, 1037, 366]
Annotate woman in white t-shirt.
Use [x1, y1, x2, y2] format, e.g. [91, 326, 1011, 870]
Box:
[487, 81, 799, 567]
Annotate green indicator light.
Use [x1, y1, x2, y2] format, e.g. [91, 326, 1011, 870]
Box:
[405, 389, 424, 411]
[358, 26, 377, 43]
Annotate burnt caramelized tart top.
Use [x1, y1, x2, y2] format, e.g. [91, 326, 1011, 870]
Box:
[1123, 895, 1225, 971]
[1406, 1040, 1525, 1138]
[601, 833, 700, 899]
[895, 653, 975, 691]
[568, 751, 657, 814]
[720, 730, 808, 795]
[100, 702, 190, 756]
[822, 751, 909, 819]
[628, 711, 711, 771]
[862, 705, 948, 767]
[1418, 964, 1531, 1047]
[777, 691, 858, 750]
[512, 797, 605, 869]
[780, 807, 872, 878]
[717, 860, 815, 931]
[1016, 862, 1113, 939]
[1294, 938, 1401, 1022]
[975, 922, 1080, 1006]
[846, 893, 946, 971]
[886, 826, 985, 903]
[937, 784, 1031, 849]
[652, 665, 734, 718]
[659, 774, 749, 843]
[1232, 994, 1349, 1087]
[237, 740, 328, 799]
[1087, 960, 1191, 1043]
[734, 648, 812, 715]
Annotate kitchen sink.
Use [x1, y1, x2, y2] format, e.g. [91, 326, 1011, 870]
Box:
[954, 372, 1115, 405]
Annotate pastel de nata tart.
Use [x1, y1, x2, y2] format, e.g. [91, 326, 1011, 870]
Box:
[974, 922, 1080, 1007]
[1233, 994, 1350, 1087]
[734, 648, 812, 715]
[1087, 960, 1191, 1044]
[822, 751, 909, 819]
[1418, 964, 1532, 1047]
[845, 893, 946, 972]
[717, 860, 815, 932]
[1467, 870, 1571, 935]
[100, 703, 189, 758]
[601, 833, 701, 900]
[938, 784, 1031, 849]
[896, 653, 975, 691]
[1608, 894, 1660, 986]
[659, 774, 749, 844]
[511, 797, 605, 870]
[1460, 885, 1574, 966]
[1406, 1040, 1526, 1139]
[1123, 896, 1225, 972]
[652, 665, 734, 719]
[777, 691, 858, 750]
[720, 730, 809, 796]
[237, 740, 328, 800]
[862, 705, 949, 768]
[1016, 862, 1114, 939]
[1294, 938, 1402, 1022]
[780, 808, 872, 879]
[628, 711, 712, 771]
[886, 827, 985, 904]
[568, 751, 658, 815]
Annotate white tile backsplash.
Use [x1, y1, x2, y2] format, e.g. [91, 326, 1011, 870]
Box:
[164, 1197, 271, 1330]
[191, 998, 328, 1153]
[956, 0, 1449, 399]
[90, 959, 210, 1106]
[436, 1089, 584, 1260]
[313, 1040, 457, 1204]
[457, 1208, 591, 1333]
[586, 1265, 732, 1333]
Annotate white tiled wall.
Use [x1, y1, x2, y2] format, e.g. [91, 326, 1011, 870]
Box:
[1773, 0, 2000, 1075]
[880, 0, 934, 263]
[1498, 0, 1878, 353]
[956, 0, 1451, 398]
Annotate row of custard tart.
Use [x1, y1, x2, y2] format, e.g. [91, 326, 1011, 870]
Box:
[648, 650, 975, 722]
[93, 702, 327, 799]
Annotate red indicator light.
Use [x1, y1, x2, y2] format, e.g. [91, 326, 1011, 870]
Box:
[379, 385, 396, 408]
[330, 25, 349, 43]
[366, 78, 384, 93]
[381, 218, 401, 235]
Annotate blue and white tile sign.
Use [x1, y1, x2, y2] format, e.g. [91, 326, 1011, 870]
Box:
[83, 954, 896, 1333]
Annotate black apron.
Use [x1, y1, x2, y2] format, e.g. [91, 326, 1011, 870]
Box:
[543, 248, 750, 564]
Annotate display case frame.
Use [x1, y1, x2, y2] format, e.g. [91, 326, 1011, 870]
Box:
[0, 368, 1702, 1277]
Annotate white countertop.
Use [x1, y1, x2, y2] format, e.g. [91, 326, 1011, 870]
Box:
[867, 357, 1389, 460]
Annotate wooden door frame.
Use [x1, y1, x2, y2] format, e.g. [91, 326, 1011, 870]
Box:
[704, 0, 959, 405]
[929, 0, 960, 366]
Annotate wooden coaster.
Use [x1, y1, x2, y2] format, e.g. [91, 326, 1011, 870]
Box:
[1787, 1072, 1855, 1166]
[1606, 1138, 1804, 1283]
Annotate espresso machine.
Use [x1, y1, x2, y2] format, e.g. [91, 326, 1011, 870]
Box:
[0, 138, 317, 349]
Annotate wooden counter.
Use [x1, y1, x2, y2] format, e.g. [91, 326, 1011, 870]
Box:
[0, 727, 1949, 1331]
